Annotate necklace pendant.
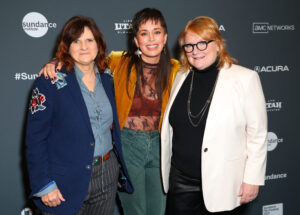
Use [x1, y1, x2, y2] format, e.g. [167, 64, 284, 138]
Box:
[186, 69, 220, 127]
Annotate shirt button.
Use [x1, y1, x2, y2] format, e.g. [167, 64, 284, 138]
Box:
[90, 142, 94, 147]
[86, 165, 91, 170]
[204, 148, 208, 152]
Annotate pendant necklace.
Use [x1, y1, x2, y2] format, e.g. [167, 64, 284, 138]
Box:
[187, 68, 219, 127]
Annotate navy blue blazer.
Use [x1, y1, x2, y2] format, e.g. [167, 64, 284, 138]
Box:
[26, 68, 133, 215]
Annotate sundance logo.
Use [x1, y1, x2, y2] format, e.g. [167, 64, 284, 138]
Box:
[114, 19, 132, 34]
[266, 99, 282, 112]
[265, 173, 287, 181]
[254, 65, 289, 73]
[21, 208, 33, 215]
[253, 22, 295, 34]
[22, 12, 57, 38]
[267, 132, 283, 152]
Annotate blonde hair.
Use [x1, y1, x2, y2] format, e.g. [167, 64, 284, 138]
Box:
[179, 16, 237, 70]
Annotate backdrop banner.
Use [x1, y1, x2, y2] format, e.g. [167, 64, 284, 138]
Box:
[1, 0, 299, 214]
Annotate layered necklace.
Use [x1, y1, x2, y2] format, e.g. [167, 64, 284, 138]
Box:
[187, 67, 220, 127]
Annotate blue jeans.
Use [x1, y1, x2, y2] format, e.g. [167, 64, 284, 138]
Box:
[118, 128, 166, 215]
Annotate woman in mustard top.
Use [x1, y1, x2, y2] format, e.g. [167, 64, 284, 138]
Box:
[40, 8, 180, 215]
[108, 8, 179, 215]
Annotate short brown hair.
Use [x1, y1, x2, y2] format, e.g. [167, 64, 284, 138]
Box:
[179, 16, 237, 70]
[55, 16, 107, 72]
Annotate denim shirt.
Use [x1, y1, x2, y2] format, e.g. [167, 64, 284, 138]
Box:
[74, 65, 113, 157]
[34, 65, 113, 197]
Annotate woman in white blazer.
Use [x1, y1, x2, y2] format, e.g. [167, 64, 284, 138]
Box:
[161, 16, 267, 214]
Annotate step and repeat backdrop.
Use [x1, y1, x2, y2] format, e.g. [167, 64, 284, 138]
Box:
[1, 0, 299, 214]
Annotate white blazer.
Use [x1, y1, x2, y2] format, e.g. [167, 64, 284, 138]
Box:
[161, 64, 268, 212]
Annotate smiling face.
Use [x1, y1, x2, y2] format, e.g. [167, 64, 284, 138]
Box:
[69, 26, 98, 69]
[134, 20, 167, 64]
[184, 31, 220, 70]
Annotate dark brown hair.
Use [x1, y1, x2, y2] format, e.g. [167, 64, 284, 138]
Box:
[124, 8, 171, 99]
[55, 16, 107, 72]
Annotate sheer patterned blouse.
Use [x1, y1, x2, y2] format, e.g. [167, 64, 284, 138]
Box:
[123, 61, 161, 131]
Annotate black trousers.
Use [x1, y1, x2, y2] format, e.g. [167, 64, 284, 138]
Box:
[166, 165, 247, 215]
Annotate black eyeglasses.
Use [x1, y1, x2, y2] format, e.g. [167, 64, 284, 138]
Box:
[182, 40, 214, 53]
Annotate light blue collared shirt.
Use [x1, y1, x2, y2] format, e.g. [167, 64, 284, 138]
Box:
[74, 65, 113, 157]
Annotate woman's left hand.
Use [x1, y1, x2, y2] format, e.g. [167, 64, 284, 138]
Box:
[238, 182, 259, 204]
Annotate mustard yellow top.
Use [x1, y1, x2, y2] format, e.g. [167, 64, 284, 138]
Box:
[108, 51, 180, 132]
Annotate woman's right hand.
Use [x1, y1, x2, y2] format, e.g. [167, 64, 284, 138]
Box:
[38, 60, 62, 79]
[41, 188, 66, 207]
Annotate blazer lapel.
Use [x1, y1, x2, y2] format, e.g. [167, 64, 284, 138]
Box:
[100, 73, 121, 142]
[100, 73, 118, 125]
[203, 68, 227, 142]
[165, 70, 190, 116]
[64, 70, 94, 137]
[100, 74, 114, 107]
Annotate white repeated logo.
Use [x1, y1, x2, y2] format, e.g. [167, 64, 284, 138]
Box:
[253, 22, 295, 34]
[265, 173, 287, 181]
[263, 203, 283, 215]
[114, 19, 132, 34]
[22, 12, 57, 38]
[218, 25, 225, 31]
[20, 208, 33, 215]
[254, 65, 289, 73]
[267, 132, 283, 151]
[266, 99, 282, 112]
[14, 72, 38, 81]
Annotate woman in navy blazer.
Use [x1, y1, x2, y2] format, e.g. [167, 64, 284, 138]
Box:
[25, 16, 133, 215]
